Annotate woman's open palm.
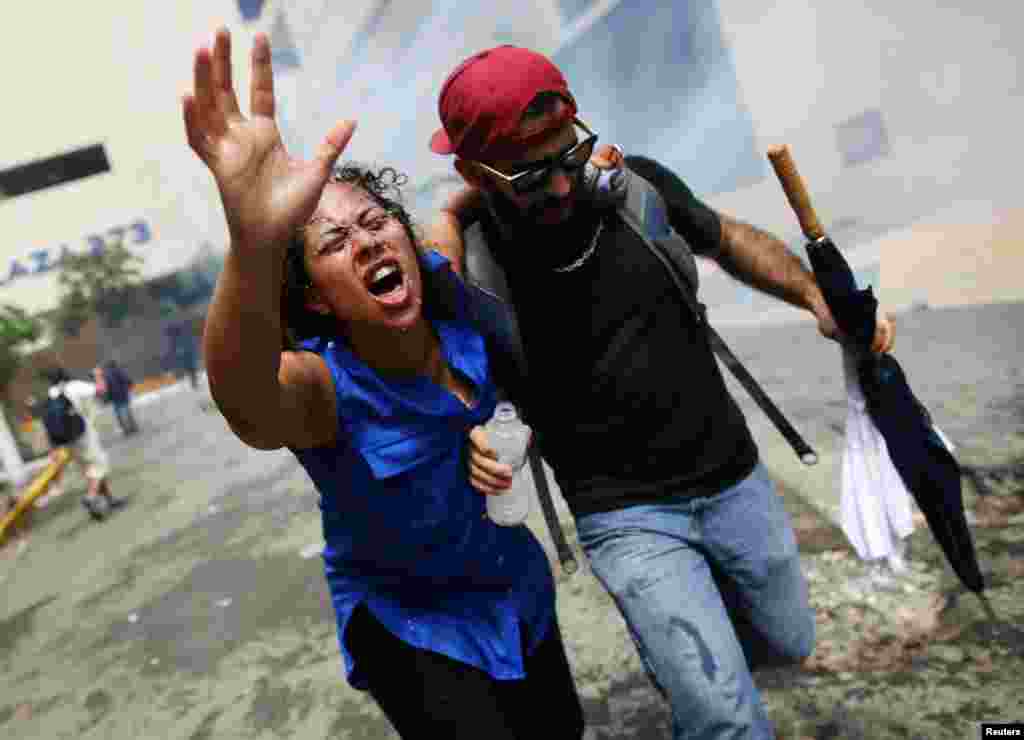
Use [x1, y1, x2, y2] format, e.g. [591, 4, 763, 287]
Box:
[183, 29, 356, 250]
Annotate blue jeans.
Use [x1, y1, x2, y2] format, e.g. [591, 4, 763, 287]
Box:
[113, 402, 138, 435]
[576, 462, 815, 740]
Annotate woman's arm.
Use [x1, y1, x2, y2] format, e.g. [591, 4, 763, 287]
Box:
[186, 29, 353, 449]
[204, 245, 336, 450]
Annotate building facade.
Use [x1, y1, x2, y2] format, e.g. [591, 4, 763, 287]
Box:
[4, 1, 1021, 325]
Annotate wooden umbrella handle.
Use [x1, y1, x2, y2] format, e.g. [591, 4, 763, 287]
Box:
[767, 145, 825, 241]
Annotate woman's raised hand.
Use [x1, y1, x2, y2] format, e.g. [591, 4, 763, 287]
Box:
[183, 28, 356, 251]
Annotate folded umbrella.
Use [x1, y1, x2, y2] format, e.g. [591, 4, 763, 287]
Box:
[767, 146, 991, 612]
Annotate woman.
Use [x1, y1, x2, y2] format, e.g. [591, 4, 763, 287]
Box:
[185, 29, 583, 739]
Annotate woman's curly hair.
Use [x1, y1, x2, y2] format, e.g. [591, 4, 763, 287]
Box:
[281, 164, 423, 349]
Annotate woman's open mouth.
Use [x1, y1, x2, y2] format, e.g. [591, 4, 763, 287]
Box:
[365, 260, 410, 306]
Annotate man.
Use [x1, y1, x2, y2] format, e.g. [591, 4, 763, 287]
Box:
[430, 46, 894, 739]
[101, 360, 139, 435]
[42, 369, 124, 521]
[164, 321, 201, 390]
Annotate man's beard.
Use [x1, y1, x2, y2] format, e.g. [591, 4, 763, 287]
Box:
[489, 178, 601, 270]
[490, 169, 584, 225]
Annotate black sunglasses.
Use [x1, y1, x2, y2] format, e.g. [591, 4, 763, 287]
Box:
[474, 118, 598, 195]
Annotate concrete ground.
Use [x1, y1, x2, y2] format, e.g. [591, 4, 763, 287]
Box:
[1, 302, 1022, 739]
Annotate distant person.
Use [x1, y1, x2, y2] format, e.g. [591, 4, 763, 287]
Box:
[181, 341, 199, 390]
[177, 325, 201, 389]
[101, 360, 139, 435]
[42, 369, 125, 521]
[166, 321, 201, 390]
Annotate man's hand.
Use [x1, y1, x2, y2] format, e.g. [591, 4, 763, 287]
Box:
[869, 308, 896, 354]
[422, 187, 488, 273]
[183, 28, 356, 250]
[441, 186, 487, 224]
[589, 143, 624, 170]
[811, 297, 896, 354]
[467, 426, 514, 496]
[49, 449, 64, 465]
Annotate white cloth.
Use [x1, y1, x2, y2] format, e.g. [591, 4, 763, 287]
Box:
[839, 347, 916, 561]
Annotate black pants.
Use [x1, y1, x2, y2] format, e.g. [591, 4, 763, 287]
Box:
[347, 605, 585, 739]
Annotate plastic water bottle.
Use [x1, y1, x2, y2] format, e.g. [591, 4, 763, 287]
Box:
[484, 402, 532, 526]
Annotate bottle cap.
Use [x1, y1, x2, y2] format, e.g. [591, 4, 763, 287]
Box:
[493, 402, 517, 422]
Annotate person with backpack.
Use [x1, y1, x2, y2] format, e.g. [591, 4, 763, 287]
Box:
[429, 46, 897, 739]
[42, 368, 124, 521]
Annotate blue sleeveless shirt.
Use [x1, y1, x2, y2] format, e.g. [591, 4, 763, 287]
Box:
[292, 251, 555, 690]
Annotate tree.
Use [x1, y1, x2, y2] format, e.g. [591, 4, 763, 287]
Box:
[148, 242, 223, 312]
[0, 305, 44, 394]
[54, 237, 144, 336]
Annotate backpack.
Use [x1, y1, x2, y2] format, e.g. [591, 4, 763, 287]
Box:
[42, 391, 87, 446]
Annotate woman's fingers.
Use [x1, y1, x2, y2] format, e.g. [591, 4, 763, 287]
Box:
[314, 119, 357, 175]
[469, 450, 513, 487]
[249, 33, 276, 119]
[469, 426, 495, 458]
[182, 94, 209, 160]
[470, 457, 513, 491]
[186, 30, 243, 161]
[470, 462, 514, 496]
[192, 45, 226, 137]
[470, 472, 506, 496]
[467, 427, 513, 495]
[212, 28, 242, 121]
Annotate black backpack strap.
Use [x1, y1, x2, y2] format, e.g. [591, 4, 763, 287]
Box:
[616, 201, 819, 466]
[526, 440, 577, 574]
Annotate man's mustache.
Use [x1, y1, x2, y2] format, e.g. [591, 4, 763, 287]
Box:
[529, 189, 577, 214]
[533, 197, 569, 212]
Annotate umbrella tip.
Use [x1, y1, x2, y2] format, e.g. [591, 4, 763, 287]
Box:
[801, 452, 819, 466]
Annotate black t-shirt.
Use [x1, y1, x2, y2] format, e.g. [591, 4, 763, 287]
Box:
[486, 156, 758, 516]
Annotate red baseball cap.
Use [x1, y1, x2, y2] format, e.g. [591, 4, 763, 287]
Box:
[429, 45, 577, 161]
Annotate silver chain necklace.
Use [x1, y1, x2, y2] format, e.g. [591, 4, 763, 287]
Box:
[552, 217, 605, 273]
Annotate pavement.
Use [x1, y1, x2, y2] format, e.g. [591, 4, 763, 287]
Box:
[0, 302, 1021, 739]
